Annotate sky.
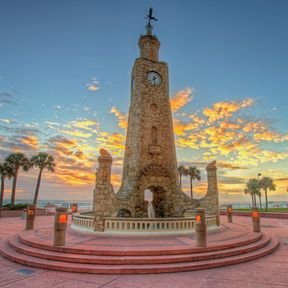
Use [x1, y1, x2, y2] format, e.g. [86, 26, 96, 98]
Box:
[0, 0, 288, 204]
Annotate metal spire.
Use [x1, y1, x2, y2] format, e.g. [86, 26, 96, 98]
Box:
[145, 7, 158, 35]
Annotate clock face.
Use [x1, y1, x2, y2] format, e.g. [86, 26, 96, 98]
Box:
[147, 71, 162, 86]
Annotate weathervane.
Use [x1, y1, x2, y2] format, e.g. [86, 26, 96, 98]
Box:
[145, 7, 158, 35]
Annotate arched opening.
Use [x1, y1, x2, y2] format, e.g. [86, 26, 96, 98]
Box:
[117, 208, 132, 218]
[144, 186, 167, 218]
[144, 189, 154, 218]
[182, 209, 194, 218]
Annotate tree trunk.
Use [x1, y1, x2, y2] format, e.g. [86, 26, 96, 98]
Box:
[179, 175, 182, 189]
[0, 176, 4, 208]
[265, 188, 268, 212]
[33, 169, 43, 205]
[190, 176, 193, 199]
[259, 194, 262, 211]
[252, 194, 257, 206]
[11, 172, 18, 208]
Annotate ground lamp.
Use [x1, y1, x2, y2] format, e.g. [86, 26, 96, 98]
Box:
[53, 207, 68, 246]
[251, 206, 261, 232]
[195, 208, 207, 247]
[71, 203, 78, 213]
[227, 205, 233, 223]
[25, 204, 36, 230]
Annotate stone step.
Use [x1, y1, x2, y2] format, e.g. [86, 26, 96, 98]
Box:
[8, 233, 271, 265]
[18, 230, 263, 256]
[0, 235, 279, 274]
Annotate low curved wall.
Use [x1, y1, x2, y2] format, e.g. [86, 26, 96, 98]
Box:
[72, 212, 219, 235]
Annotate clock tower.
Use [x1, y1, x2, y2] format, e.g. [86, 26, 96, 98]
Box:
[93, 9, 219, 227]
[116, 13, 180, 217]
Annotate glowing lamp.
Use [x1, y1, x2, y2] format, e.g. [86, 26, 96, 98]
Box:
[27, 208, 35, 216]
[252, 211, 259, 219]
[72, 206, 76, 213]
[58, 214, 68, 223]
[196, 215, 201, 223]
[227, 207, 232, 214]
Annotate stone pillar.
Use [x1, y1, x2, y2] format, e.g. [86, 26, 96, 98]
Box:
[195, 208, 207, 247]
[206, 161, 220, 226]
[93, 149, 116, 232]
[53, 207, 68, 246]
[251, 206, 261, 232]
[227, 205, 233, 223]
[25, 204, 36, 230]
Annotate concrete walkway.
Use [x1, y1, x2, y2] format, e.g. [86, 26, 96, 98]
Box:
[0, 215, 287, 287]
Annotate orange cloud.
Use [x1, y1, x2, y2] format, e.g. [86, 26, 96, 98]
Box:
[170, 88, 193, 113]
[20, 135, 39, 149]
[96, 131, 125, 155]
[203, 98, 254, 123]
[110, 107, 128, 129]
[58, 129, 93, 138]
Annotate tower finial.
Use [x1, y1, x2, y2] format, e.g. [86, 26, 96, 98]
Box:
[145, 7, 158, 35]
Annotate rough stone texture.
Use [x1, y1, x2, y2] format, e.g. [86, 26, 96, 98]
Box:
[93, 32, 219, 230]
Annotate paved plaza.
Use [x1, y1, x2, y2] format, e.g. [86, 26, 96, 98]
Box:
[0, 215, 287, 287]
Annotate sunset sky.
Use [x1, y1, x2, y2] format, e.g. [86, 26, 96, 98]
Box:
[0, 0, 288, 203]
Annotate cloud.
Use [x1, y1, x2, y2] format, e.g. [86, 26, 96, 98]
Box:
[110, 107, 128, 129]
[95, 131, 125, 155]
[203, 98, 254, 123]
[170, 88, 193, 113]
[0, 92, 16, 107]
[87, 77, 100, 92]
[53, 105, 62, 110]
[174, 97, 288, 166]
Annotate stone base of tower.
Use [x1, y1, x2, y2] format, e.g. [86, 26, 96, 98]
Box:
[91, 150, 220, 232]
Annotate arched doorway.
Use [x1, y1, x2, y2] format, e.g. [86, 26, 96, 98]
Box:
[144, 186, 167, 218]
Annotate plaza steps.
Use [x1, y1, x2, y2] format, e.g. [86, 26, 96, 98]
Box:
[0, 231, 279, 274]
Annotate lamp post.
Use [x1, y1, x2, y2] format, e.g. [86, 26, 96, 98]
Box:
[194, 208, 207, 247]
[227, 205, 233, 223]
[251, 206, 261, 232]
[53, 207, 68, 246]
[25, 204, 36, 230]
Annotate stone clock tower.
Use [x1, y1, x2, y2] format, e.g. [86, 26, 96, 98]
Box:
[93, 10, 219, 230]
[116, 18, 180, 216]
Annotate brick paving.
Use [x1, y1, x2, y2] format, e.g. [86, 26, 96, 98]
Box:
[0, 215, 287, 287]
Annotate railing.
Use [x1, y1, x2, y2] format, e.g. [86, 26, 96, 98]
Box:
[72, 213, 218, 234]
[72, 213, 94, 230]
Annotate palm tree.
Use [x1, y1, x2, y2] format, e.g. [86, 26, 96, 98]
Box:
[0, 162, 13, 208]
[259, 177, 276, 212]
[30, 152, 56, 205]
[187, 166, 201, 199]
[244, 178, 260, 207]
[178, 165, 188, 189]
[5, 153, 31, 207]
